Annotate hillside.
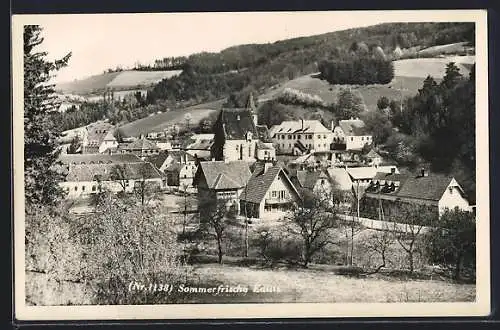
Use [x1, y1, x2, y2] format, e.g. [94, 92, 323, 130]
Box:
[55, 69, 182, 95]
[257, 55, 474, 111]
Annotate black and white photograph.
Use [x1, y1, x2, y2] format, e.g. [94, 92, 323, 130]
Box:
[12, 10, 490, 320]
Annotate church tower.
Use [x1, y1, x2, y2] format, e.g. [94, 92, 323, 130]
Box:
[246, 92, 258, 125]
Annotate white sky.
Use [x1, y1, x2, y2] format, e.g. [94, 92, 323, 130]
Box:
[15, 11, 482, 83]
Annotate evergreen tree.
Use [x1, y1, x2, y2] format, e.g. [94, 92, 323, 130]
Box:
[24, 25, 71, 206]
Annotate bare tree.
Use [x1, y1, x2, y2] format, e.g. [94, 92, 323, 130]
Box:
[110, 164, 128, 194]
[340, 192, 363, 265]
[364, 224, 395, 274]
[286, 189, 342, 267]
[198, 198, 238, 264]
[391, 203, 433, 273]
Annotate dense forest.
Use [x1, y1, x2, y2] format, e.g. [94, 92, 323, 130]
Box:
[318, 57, 394, 85]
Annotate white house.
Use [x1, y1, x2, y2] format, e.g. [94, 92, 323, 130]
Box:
[362, 169, 471, 218]
[59, 162, 164, 199]
[270, 119, 334, 155]
[99, 130, 119, 153]
[333, 119, 373, 150]
[240, 162, 302, 220]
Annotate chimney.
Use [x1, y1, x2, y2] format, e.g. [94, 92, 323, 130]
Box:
[420, 168, 428, 177]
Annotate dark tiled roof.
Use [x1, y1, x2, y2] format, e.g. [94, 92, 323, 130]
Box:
[373, 172, 409, 182]
[124, 138, 159, 151]
[146, 151, 169, 170]
[58, 153, 142, 165]
[395, 174, 454, 201]
[197, 161, 252, 189]
[65, 162, 163, 182]
[218, 108, 258, 140]
[339, 119, 370, 136]
[168, 150, 196, 163]
[241, 164, 299, 204]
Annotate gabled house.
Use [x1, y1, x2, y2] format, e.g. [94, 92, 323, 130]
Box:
[240, 162, 301, 220]
[333, 118, 373, 150]
[365, 149, 383, 166]
[270, 119, 334, 155]
[361, 169, 471, 221]
[148, 150, 197, 191]
[119, 137, 160, 159]
[291, 170, 333, 195]
[82, 121, 115, 154]
[193, 160, 252, 212]
[99, 130, 119, 154]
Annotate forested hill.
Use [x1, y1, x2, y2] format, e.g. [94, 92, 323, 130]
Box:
[146, 22, 474, 105]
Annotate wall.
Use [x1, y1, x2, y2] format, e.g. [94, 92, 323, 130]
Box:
[438, 179, 471, 215]
[223, 139, 257, 162]
[60, 178, 164, 198]
[273, 132, 333, 154]
[345, 135, 372, 150]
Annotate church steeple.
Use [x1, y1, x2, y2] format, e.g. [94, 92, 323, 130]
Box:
[246, 92, 258, 125]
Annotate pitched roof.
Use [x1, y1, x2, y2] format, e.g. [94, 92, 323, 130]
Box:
[270, 120, 331, 136]
[395, 174, 455, 201]
[64, 162, 163, 182]
[338, 119, 370, 136]
[366, 149, 381, 158]
[213, 173, 241, 190]
[146, 151, 169, 169]
[124, 138, 159, 151]
[346, 167, 377, 180]
[197, 160, 252, 189]
[326, 168, 353, 191]
[295, 170, 329, 189]
[167, 150, 196, 163]
[373, 172, 409, 182]
[58, 153, 142, 165]
[217, 108, 258, 140]
[241, 164, 299, 204]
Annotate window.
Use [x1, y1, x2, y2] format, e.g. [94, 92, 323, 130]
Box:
[277, 135, 280, 140]
[279, 191, 285, 199]
[74, 186, 78, 191]
[323, 135, 327, 139]
[308, 135, 313, 139]
[289, 144, 291, 148]
[236, 145, 239, 150]
[361, 137, 364, 141]
[264, 151, 268, 155]
[248, 145, 252, 157]
[82, 186, 85, 191]
[323, 144, 326, 148]
[92, 186, 96, 192]
[288, 135, 292, 139]
[351, 137, 354, 141]
[297, 135, 301, 139]
[321, 179, 325, 185]
[282, 135, 285, 139]
[184, 174, 187, 178]
[317, 135, 321, 139]
[272, 191, 277, 198]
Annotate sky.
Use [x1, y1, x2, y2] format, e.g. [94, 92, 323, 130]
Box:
[15, 11, 480, 83]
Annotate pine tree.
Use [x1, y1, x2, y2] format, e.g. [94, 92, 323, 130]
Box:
[24, 25, 71, 206]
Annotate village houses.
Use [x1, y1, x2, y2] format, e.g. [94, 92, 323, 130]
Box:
[118, 137, 161, 159]
[333, 118, 373, 150]
[58, 161, 165, 198]
[148, 150, 198, 192]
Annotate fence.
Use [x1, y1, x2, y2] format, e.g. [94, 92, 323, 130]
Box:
[337, 214, 433, 234]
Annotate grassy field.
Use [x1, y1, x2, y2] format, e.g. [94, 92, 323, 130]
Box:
[258, 74, 425, 111]
[257, 55, 475, 111]
[55, 69, 183, 95]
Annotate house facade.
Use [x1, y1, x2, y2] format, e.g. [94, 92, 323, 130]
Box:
[360, 169, 471, 222]
[119, 138, 160, 159]
[333, 119, 373, 150]
[59, 162, 164, 199]
[270, 119, 334, 155]
[240, 162, 301, 220]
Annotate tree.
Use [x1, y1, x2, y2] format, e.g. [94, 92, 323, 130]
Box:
[363, 223, 395, 274]
[390, 203, 435, 273]
[336, 88, 365, 120]
[110, 164, 128, 194]
[198, 198, 238, 264]
[184, 113, 192, 129]
[24, 25, 71, 206]
[377, 96, 390, 110]
[425, 208, 475, 280]
[83, 194, 187, 304]
[286, 189, 342, 267]
[67, 135, 81, 154]
[361, 110, 393, 145]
